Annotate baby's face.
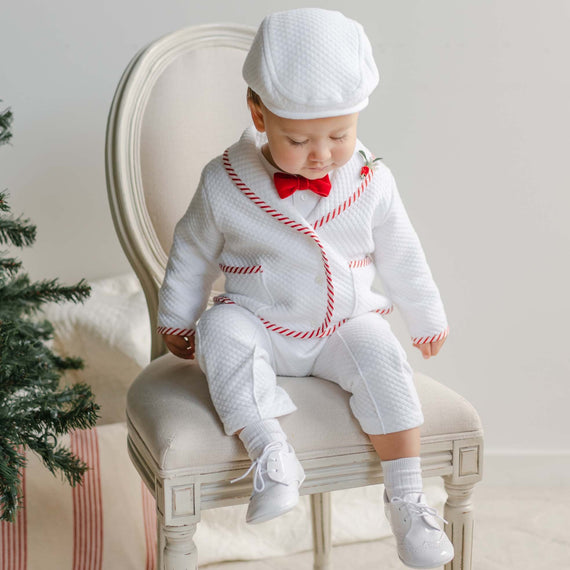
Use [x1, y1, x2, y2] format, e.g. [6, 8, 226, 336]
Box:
[249, 102, 359, 180]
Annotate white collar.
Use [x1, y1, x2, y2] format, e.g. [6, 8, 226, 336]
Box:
[225, 126, 370, 228]
[254, 137, 337, 183]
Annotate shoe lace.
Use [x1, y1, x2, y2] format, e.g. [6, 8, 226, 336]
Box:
[230, 441, 285, 493]
[390, 496, 449, 525]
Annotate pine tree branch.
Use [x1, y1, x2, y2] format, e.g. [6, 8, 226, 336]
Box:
[0, 105, 13, 147]
[0, 102, 99, 523]
[0, 318, 54, 348]
[0, 191, 11, 213]
[38, 444, 90, 487]
[0, 216, 36, 248]
[0, 319, 80, 409]
[51, 354, 84, 371]
[0, 439, 26, 522]
[0, 276, 91, 318]
[33, 397, 99, 436]
[0, 256, 22, 276]
[0, 381, 99, 522]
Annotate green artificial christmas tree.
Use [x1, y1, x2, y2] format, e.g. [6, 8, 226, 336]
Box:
[0, 102, 100, 522]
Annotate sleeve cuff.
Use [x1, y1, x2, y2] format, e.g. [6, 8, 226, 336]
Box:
[411, 326, 449, 345]
[157, 326, 195, 336]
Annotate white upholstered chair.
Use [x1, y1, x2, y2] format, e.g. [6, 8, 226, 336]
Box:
[105, 24, 484, 570]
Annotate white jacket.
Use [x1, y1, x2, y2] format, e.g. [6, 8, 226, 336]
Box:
[157, 127, 448, 345]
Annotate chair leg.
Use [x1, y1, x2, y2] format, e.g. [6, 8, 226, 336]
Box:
[310, 492, 332, 570]
[442, 480, 476, 570]
[157, 510, 198, 570]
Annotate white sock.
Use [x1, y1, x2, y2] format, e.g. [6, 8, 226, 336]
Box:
[381, 456, 423, 500]
[238, 418, 287, 460]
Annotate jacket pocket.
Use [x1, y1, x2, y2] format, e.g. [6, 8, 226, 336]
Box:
[348, 256, 392, 315]
[219, 263, 274, 309]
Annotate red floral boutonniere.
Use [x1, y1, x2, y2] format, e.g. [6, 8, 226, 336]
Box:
[359, 150, 382, 179]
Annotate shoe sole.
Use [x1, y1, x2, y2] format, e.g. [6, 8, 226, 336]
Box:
[398, 552, 455, 569]
[246, 502, 297, 525]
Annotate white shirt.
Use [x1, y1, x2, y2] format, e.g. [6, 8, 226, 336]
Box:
[256, 146, 334, 219]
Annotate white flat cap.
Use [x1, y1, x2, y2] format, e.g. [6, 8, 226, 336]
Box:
[243, 8, 379, 119]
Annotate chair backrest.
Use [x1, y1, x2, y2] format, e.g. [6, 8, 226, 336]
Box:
[106, 24, 255, 358]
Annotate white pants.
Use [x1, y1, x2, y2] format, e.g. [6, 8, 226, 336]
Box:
[196, 304, 424, 436]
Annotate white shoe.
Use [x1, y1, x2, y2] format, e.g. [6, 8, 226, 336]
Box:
[383, 490, 454, 569]
[232, 440, 305, 524]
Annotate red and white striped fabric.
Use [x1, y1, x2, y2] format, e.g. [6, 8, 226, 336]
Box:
[70, 429, 104, 570]
[219, 264, 263, 274]
[1, 450, 27, 570]
[348, 257, 373, 269]
[312, 173, 372, 231]
[0, 425, 156, 570]
[156, 326, 195, 337]
[412, 326, 449, 346]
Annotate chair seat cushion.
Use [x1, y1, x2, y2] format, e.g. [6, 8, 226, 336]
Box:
[127, 353, 482, 472]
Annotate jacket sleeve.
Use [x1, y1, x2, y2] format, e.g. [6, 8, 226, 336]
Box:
[371, 168, 448, 344]
[157, 172, 224, 335]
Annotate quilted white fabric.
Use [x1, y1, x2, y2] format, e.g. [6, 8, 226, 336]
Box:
[196, 303, 299, 435]
[158, 126, 448, 344]
[242, 8, 380, 119]
[197, 303, 424, 436]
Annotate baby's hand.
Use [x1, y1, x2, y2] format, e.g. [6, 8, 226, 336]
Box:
[164, 333, 195, 360]
[413, 337, 446, 359]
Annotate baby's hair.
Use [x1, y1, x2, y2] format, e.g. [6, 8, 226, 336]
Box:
[247, 87, 262, 109]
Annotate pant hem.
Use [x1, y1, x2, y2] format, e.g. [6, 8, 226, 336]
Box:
[223, 403, 299, 436]
[359, 414, 424, 436]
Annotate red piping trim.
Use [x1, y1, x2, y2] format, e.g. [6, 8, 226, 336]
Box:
[378, 305, 394, 316]
[157, 327, 195, 337]
[219, 264, 262, 274]
[213, 295, 394, 338]
[312, 168, 373, 230]
[348, 256, 373, 269]
[412, 327, 449, 345]
[223, 149, 336, 337]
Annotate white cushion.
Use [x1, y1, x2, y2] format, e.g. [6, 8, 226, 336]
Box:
[127, 353, 482, 471]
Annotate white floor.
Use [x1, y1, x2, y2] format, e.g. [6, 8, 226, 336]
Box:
[204, 483, 570, 570]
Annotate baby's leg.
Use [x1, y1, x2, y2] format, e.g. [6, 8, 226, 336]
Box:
[196, 303, 304, 523]
[312, 311, 424, 438]
[369, 426, 420, 460]
[312, 312, 453, 567]
[195, 303, 297, 436]
[311, 311, 425, 497]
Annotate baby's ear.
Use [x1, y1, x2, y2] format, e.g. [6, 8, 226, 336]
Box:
[247, 98, 266, 133]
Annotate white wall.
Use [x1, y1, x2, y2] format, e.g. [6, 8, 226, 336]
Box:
[2, 1, 569, 458]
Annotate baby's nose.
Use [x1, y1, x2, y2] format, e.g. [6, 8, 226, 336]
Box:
[310, 143, 331, 163]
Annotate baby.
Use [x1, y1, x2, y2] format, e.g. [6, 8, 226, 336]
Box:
[158, 8, 453, 569]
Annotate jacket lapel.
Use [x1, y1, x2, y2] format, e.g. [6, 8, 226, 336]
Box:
[225, 127, 312, 227]
[305, 142, 368, 229]
[225, 127, 371, 232]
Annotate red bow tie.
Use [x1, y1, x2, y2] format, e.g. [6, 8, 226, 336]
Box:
[273, 172, 332, 199]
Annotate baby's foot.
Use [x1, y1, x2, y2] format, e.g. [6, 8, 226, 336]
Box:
[383, 490, 454, 568]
